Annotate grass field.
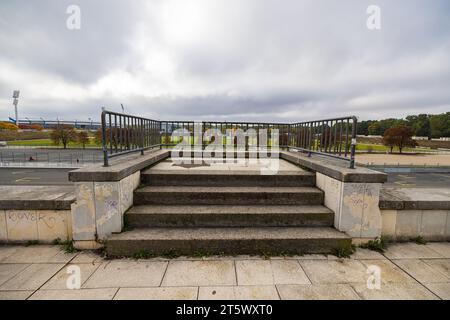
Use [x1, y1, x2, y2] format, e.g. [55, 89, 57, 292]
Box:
[356, 143, 431, 153]
[6, 138, 101, 148]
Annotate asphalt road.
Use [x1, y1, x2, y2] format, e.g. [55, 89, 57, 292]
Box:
[1, 168, 449, 187]
[383, 172, 450, 188]
[0, 148, 103, 164]
[0, 168, 73, 185]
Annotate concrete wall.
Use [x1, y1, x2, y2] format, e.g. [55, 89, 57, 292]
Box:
[71, 171, 140, 247]
[0, 210, 72, 243]
[381, 209, 450, 241]
[316, 172, 382, 238]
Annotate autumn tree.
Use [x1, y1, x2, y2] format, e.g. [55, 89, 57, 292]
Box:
[77, 131, 90, 149]
[382, 126, 417, 153]
[50, 125, 77, 149]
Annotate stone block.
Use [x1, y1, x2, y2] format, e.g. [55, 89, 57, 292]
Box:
[381, 210, 397, 239]
[420, 210, 447, 240]
[37, 210, 70, 242]
[395, 210, 421, 240]
[0, 210, 6, 241]
[119, 171, 140, 216]
[360, 183, 382, 238]
[94, 182, 121, 239]
[71, 182, 96, 241]
[5, 210, 38, 241]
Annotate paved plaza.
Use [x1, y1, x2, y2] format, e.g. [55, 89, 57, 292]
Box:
[0, 242, 449, 300]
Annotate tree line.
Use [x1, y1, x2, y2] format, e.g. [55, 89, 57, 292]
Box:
[357, 112, 450, 138]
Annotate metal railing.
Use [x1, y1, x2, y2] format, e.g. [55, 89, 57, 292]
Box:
[101, 110, 357, 168]
[101, 110, 161, 166]
[289, 116, 357, 168]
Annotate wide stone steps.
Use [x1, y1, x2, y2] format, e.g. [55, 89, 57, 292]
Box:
[134, 186, 324, 205]
[106, 227, 351, 256]
[141, 170, 315, 187]
[125, 205, 334, 228]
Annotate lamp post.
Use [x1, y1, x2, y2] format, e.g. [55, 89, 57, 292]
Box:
[12, 90, 20, 126]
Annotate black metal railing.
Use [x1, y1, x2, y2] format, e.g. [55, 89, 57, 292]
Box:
[101, 110, 161, 166]
[289, 116, 357, 168]
[101, 110, 357, 168]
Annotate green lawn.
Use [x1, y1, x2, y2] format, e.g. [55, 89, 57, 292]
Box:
[356, 143, 430, 153]
[7, 138, 101, 148]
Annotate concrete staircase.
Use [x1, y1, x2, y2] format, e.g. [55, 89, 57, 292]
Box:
[106, 168, 352, 257]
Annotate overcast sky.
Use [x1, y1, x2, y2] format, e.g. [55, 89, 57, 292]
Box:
[0, 0, 449, 122]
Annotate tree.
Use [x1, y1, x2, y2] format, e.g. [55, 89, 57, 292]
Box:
[0, 122, 18, 131]
[50, 125, 77, 149]
[77, 131, 89, 149]
[430, 113, 450, 138]
[406, 114, 431, 138]
[382, 126, 417, 153]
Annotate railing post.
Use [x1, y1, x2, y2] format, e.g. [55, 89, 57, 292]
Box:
[101, 110, 109, 166]
[140, 118, 145, 155]
[349, 116, 357, 169]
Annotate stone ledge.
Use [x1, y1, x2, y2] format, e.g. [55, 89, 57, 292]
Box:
[69, 149, 170, 182]
[0, 186, 75, 210]
[380, 188, 450, 210]
[281, 151, 387, 183]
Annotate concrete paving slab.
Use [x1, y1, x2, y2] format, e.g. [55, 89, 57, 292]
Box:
[293, 254, 328, 260]
[423, 283, 450, 300]
[422, 259, 450, 279]
[393, 259, 449, 283]
[235, 260, 310, 285]
[426, 243, 450, 258]
[0, 246, 19, 262]
[350, 248, 386, 260]
[199, 286, 279, 300]
[299, 260, 368, 284]
[29, 288, 118, 300]
[0, 290, 33, 300]
[41, 263, 101, 290]
[277, 284, 360, 300]
[114, 287, 198, 300]
[1, 245, 74, 264]
[70, 251, 105, 264]
[352, 283, 438, 300]
[83, 260, 167, 288]
[384, 243, 444, 259]
[0, 264, 29, 287]
[359, 260, 416, 284]
[0, 263, 64, 290]
[162, 260, 236, 287]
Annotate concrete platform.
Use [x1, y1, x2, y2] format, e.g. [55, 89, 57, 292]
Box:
[380, 188, 450, 210]
[142, 159, 315, 187]
[0, 185, 75, 210]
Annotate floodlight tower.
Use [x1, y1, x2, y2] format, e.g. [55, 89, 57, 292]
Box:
[12, 90, 20, 126]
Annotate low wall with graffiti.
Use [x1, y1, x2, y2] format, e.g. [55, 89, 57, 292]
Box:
[0, 185, 75, 243]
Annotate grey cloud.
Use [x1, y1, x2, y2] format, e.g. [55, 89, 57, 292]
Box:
[0, 0, 449, 123]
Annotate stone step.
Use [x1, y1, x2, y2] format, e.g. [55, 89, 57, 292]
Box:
[141, 170, 315, 187]
[126, 205, 334, 228]
[133, 186, 324, 205]
[106, 227, 352, 256]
